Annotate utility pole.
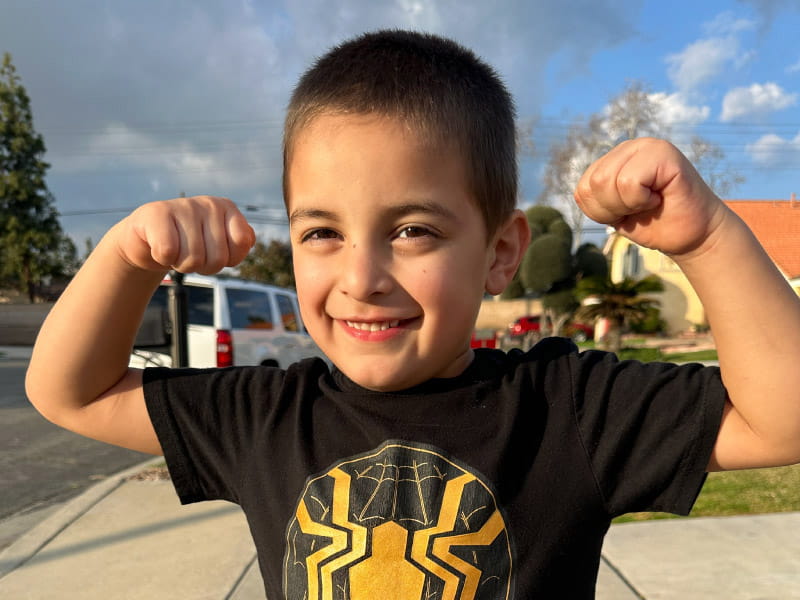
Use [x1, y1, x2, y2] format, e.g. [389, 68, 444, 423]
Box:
[169, 192, 188, 367]
[168, 270, 188, 367]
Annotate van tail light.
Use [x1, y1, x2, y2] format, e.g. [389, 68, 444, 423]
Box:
[216, 329, 233, 367]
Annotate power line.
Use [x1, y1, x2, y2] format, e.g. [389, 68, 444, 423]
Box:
[59, 204, 288, 219]
[60, 207, 142, 216]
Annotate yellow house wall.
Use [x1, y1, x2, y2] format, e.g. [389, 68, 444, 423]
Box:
[792, 279, 800, 296]
[608, 237, 706, 334]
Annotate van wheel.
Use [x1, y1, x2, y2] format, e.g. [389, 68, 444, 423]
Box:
[261, 359, 279, 368]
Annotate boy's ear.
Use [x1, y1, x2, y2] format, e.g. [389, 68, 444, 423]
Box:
[485, 209, 531, 296]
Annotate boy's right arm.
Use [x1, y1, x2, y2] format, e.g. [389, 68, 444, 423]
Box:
[25, 196, 255, 455]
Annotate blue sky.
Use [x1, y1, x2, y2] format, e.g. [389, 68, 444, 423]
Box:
[2, 0, 799, 248]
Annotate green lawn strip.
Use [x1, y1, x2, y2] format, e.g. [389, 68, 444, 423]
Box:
[616, 347, 662, 362]
[614, 463, 800, 523]
[576, 342, 718, 364]
[662, 348, 718, 362]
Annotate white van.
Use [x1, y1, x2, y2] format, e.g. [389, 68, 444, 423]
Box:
[130, 273, 325, 369]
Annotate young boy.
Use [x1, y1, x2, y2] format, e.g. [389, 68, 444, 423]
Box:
[27, 30, 800, 599]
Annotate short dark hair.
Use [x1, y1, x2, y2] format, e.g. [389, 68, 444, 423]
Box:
[283, 29, 517, 236]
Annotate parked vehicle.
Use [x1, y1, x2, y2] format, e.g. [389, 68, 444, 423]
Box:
[508, 315, 593, 343]
[470, 328, 498, 349]
[130, 273, 326, 368]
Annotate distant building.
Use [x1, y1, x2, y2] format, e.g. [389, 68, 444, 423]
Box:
[605, 196, 800, 334]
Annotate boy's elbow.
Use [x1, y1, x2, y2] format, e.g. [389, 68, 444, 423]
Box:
[25, 364, 78, 428]
[26, 367, 58, 423]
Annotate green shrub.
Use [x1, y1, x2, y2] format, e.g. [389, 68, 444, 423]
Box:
[629, 306, 666, 334]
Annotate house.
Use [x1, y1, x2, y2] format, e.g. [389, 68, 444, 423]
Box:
[604, 196, 800, 334]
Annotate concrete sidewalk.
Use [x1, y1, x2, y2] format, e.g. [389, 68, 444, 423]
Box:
[0, 459, 263, 599]
[1, 459, 798, 599]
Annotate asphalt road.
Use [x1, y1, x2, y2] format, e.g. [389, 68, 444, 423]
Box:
[0, 353, 150, 542]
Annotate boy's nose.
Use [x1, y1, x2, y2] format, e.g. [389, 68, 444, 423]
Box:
[338, 243, 392, 300]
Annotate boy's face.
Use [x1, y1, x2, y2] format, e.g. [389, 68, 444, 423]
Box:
[286, 113, 499, 391]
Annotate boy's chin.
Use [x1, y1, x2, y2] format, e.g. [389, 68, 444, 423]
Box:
[336, 364, 424, 393]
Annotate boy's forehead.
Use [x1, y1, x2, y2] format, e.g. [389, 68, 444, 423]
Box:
[285, 121, 484, 229]
[293, 112, 441, 148]
[286, 112, 472, 197]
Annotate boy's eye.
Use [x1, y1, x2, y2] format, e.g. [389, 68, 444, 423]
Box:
[396, 225, 435, 239]
[302, 228, 341, 243]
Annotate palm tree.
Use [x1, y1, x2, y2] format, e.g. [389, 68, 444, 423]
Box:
[575, 275, 664, 352]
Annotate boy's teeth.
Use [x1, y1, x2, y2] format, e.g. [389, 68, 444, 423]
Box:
[346, 320, 400, 331]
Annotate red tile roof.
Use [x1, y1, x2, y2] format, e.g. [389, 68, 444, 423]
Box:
[725, 199, 800, 279]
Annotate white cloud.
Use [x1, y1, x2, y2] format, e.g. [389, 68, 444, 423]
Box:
[666, 36, 742, 92]
[721, 82, 798, 121]
[649, 92, 710, 127]
[54, 123, 281, 192]
[665, 11, 757, 93]
[747, 131, 800, 164]
[788, 57, 800, 73]
[703, 11, 756, 36]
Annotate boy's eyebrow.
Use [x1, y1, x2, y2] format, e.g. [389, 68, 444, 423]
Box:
[288, 201, 459, 226]
[388, 201, 458, 221]
[288, 208, 339, 226]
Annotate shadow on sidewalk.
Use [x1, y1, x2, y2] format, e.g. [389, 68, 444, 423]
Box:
[3, 503, 239, 570]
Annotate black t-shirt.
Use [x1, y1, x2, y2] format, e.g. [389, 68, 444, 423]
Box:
[144, 338, 727, 599]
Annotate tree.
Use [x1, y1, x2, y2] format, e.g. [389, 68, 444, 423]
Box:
[517, 206, 608, 338]
[539, 81, 744, 238]
[574, 274, 664, 352]
[237, 239, 295, 288]
[687, 136, 746, 198]
[603, 80, 662, 141]
[1, 53, 75, 301]
[537, 118, 605, 245]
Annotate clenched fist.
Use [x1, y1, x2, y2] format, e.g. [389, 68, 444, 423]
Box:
[113, 195, 256, 274]
[574, 138, 727, 257]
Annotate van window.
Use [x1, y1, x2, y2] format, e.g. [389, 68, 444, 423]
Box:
[186, 285, 214, 326]
[275, 293, 299, 332]
[226, 288, 274, 329]
[135, 287, 170, 347]
[135, 283, 213, 346]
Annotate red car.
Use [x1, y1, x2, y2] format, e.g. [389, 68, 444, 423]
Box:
[508, 315, 593, 343]
[470, 329, 498, 348]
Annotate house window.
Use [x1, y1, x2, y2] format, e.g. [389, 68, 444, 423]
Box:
[623, 244, 641, 277]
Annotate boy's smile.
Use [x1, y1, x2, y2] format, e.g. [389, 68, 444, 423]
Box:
[286, 113, 502, 391]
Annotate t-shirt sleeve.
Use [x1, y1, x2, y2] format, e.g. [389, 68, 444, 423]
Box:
[142, 365, 285, 505]
[568, 349, 727, 517]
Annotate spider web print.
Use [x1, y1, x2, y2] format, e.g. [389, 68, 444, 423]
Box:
[283, 441, 513, 600]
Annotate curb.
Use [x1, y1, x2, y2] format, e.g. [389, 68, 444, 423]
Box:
[0, 456, 164, 579]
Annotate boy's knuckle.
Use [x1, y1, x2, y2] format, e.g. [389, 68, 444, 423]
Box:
[151, 243, 179, 268]
[616, 175, 637, 195]
[588, 168, 610, 191]
[575, 179, 593, 201]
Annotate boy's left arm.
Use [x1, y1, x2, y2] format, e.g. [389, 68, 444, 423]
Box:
[575, 138, 800, 471]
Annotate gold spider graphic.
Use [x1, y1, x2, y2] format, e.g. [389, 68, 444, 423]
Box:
[283, 442, 513, 599]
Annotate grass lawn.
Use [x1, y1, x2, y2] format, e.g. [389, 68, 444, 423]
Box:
[662, 348, 719, 363]
[615, 463, 800, 523]
[576, 342, 718, 364]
